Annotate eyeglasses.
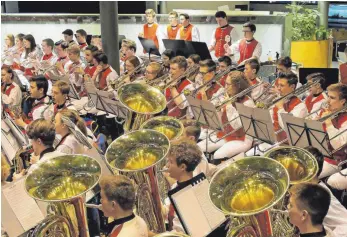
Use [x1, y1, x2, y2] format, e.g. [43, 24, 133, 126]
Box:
[198, 71, 210, 76]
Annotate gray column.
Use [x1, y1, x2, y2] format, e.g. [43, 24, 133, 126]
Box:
[160, 1, 167, 14]
[146, 1, 158, 12]
[318, 1, 329, 28]
[99, 1, 120, 74]
[4, 1, 19, 13]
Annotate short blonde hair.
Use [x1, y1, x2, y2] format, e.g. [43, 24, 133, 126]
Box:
[145, 8, 156, 17]
[169, 11, 179, 18]
[122, 39, 136, 52]
[67, 44, 80, 55]
[148, 62, 162, 74]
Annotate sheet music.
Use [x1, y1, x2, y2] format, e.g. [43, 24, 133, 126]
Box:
[171, 179, 225, 237]
[2, 178, 45, 231]
[281, 113, 309, 148]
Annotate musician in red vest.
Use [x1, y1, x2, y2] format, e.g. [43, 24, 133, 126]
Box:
[305, 73, 328, 120]
[83, 45, 98, 77]
[92, 52, 119, 91]
[165, 56, 195, 118]
[48, 80, 76, 119]
[225, 22, 262, 65]
[317, 83, 347, 178]
[270, 72, 308, 142]
[209, 11, 239, 58]
[176, 13, 200, 42]
[1, 67, 22, 107]
[62, 29, 77, 47]
[75, 29, 88, 51]
[217, 56, 232, 87]
[54, 40, 70, 72]
[166, 11, 182, 40]
[139, 9, 163, 53]
[63, 45, 85, 92]
[99, 175, 148, 237]
[40, 38, 58, 65]
[244, 58, 267, 100]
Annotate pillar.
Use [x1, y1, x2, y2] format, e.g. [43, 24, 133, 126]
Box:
[318, 1, 329, 28]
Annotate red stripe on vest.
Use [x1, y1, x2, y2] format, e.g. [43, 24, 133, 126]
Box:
[166, 79, 191, 118]
[305, 93, 325, 113]
[214, 25, 234, 58]
[109, 224, 123, 237]
[196, 83, 221, 101]
[85, 65, 97, 77]
[42, 53, 53, 61]
[99, 67, 112, 90]
[238, 39, 258, 64]
[4, 84, 15, 96]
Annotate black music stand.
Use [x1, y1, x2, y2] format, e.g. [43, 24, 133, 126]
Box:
[162, 39, 187, 57]
[85, 83, 127, 118]
[138, 37, 161, 59]
[298, 68, 339, 89]
[163, 39, 212, 60]
[61, 78, 80, 100]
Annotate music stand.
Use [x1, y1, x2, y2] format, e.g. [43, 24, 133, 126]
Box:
[61, 77, 81, 100]
[85, 83, 127, 118]
[298, 68, 339, 89]
[162, 39, 187, 57]
[185, 41, 212, 60]
[138, 37, 161, 59]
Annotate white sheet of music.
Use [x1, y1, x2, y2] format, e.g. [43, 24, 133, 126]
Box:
[2, 178, 45, 231]
[171, 179, 226, 237]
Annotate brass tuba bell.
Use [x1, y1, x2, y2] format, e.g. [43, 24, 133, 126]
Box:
[105, 129, 170, 233]
[264, 146, 319, 185]
[117, 83, 167, 131]
[25, 155, 101, 237]
[209, 157, 290, 237]
[140, 116, 184, 141]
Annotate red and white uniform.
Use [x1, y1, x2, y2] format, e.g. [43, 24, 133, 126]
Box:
[64, 60, 86, 90]
[248, 77, 265, 101]
[1, 82, 22, 107]
[305, 92, 328, 120]
[166, 24, 182, 40]
[143, 23, 164, 52]
[196, 82, 222, 101]
[57, 55, 69, 68]
[1, 45, 16, 67]
[79, 42, 88, 51]
[47, 101, 76, 119]
[270, 96, 308, 142]
[55, 133, 84, 155]
[108, 214, 148, 237]
[176, 24, 200, 42]
[19, 47, 43, 77]
[210, 24, 239, 58]
[165, 78, 194, 118]
[95, 66, 119, 91]
[229, 38, 262, 65]
[40, 53, 58, 66]
[28, 96, 52, 122]
[84, 64, 97, 77]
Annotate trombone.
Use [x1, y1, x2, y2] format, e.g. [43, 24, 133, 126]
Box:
[162, 64, 200, 91]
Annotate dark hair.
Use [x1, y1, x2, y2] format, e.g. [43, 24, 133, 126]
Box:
[277, 56, 292, 69]
[16, 33, 25, 41]
[304, 146, 324, 177]
[162, 49, 175, 59]
[180, 13, 190, 20]
[85, 45, 99, 54]
[76, 29, 87, 37]
[181, 119, 201, 142]
[170, 56, 188, 70]
[243, 22, 256, 32]
[126, 55, 140, 68]
[188, 54, 201, 64]
[27, 119, 56, 147]
[1, 66, 14, 80]
[23, 34, 36, 57]
[199, 59, 217, 72]
[245, 58, 260, 73]
[43, 38, 54, 50]
[278, 72, 298, 87]
[169, 138, 202, 172]
[55, 40, 69, 49]
[290, 183, 331, 226]
[31, 75, 49, 95]
[94, 52, 108, 64]
[218, 56, 232, 66]
[306, 72, 326, 90]
[215, 11, 227, 18]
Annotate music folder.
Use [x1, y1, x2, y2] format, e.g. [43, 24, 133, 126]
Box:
[163, 39, 212, 60]
[138, 37, 161, 56]
[168, 173, 226, 237]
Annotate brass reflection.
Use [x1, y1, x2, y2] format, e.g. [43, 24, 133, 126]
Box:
[141, 116, 184, 140]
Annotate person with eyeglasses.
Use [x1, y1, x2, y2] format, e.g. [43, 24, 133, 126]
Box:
[166, 11, 182, 40]
[225, 22, 262, 65]
[143, 62, 163, 84]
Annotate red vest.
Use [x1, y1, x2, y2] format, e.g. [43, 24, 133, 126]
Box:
[165, 79, 191, 118]
[167, 24, 182, 40]
[179, 24, 193, 41]
[196, 83, 221, 101]
[214, 25, 234, 58]
[3, 84, 15, 96]
[272, 96, 301, 141]
[98, 67, 112, 90]
[238, 39, 258, 64]
[42, 53, 53, 61]
[220, 74, 228, 87]
[79, 43, 88, 50]
[85, 65, 97, 77]
[144, 23, 159, 52]
[305, 93, 325, 113]
[217, 96, 250, 142]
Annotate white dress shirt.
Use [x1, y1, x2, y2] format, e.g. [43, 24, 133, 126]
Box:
[1, 82, 22, 107]
[229, 39, 262, 64]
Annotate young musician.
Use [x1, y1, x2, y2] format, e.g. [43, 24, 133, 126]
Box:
[187, 54, 201, 68]
[166, 56, 195, 118]
[166, 11, 182, 40]
[121, 55, 142, 84]
[176, 13, 200, 42]
[217, 55, 232, 86]
[161, 49, 175, 73]
[269, 72, 308, 142]
[62, 29, 77, 46]
[15, 75, 52, 128]
[63, 45, 85, 92]
[1, 67, 22, 107]
[75, 29, 88, 50]
[225, 22, 262, 65]
[209, 11, 239, 58]
[83, 45, 99, 77]
[144, 62, 163, 84]
[54, 40, 70, 69]
[49, 80, 76, 118]
[139, 9, 163, 53]
[2, 34, 16, 67]
[40, 38, 58, 65]
[304, 146, 347, 237]
[305, 73, 328, 120]
[19, 34, 43, 78]
[288, 183, 335, 236]
[11, 33, 25, 71]
[99, 175, 148, 237]
[199, 71, 255, 158]
[244, 58, 266, 100]
[120, 39, 137, 62]
[317, 83, 347, 178]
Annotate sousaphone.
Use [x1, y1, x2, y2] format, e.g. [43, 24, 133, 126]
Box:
[25, 155, 101, 237]
[209, 157, 290, 237]
[117, 83, 167, 131]
[140, 116, 184, 141]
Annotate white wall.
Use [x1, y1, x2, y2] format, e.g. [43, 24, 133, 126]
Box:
[1, 22, 282, 62]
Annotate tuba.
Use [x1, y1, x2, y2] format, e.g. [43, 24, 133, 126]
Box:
[105, 129, 170, 233]
[154, 232, 190, 237]
[209, 157, 290, 237]
[117, 83, 167, 132]
[25, 155, 101, 237]
[140, 116, 184, 141]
